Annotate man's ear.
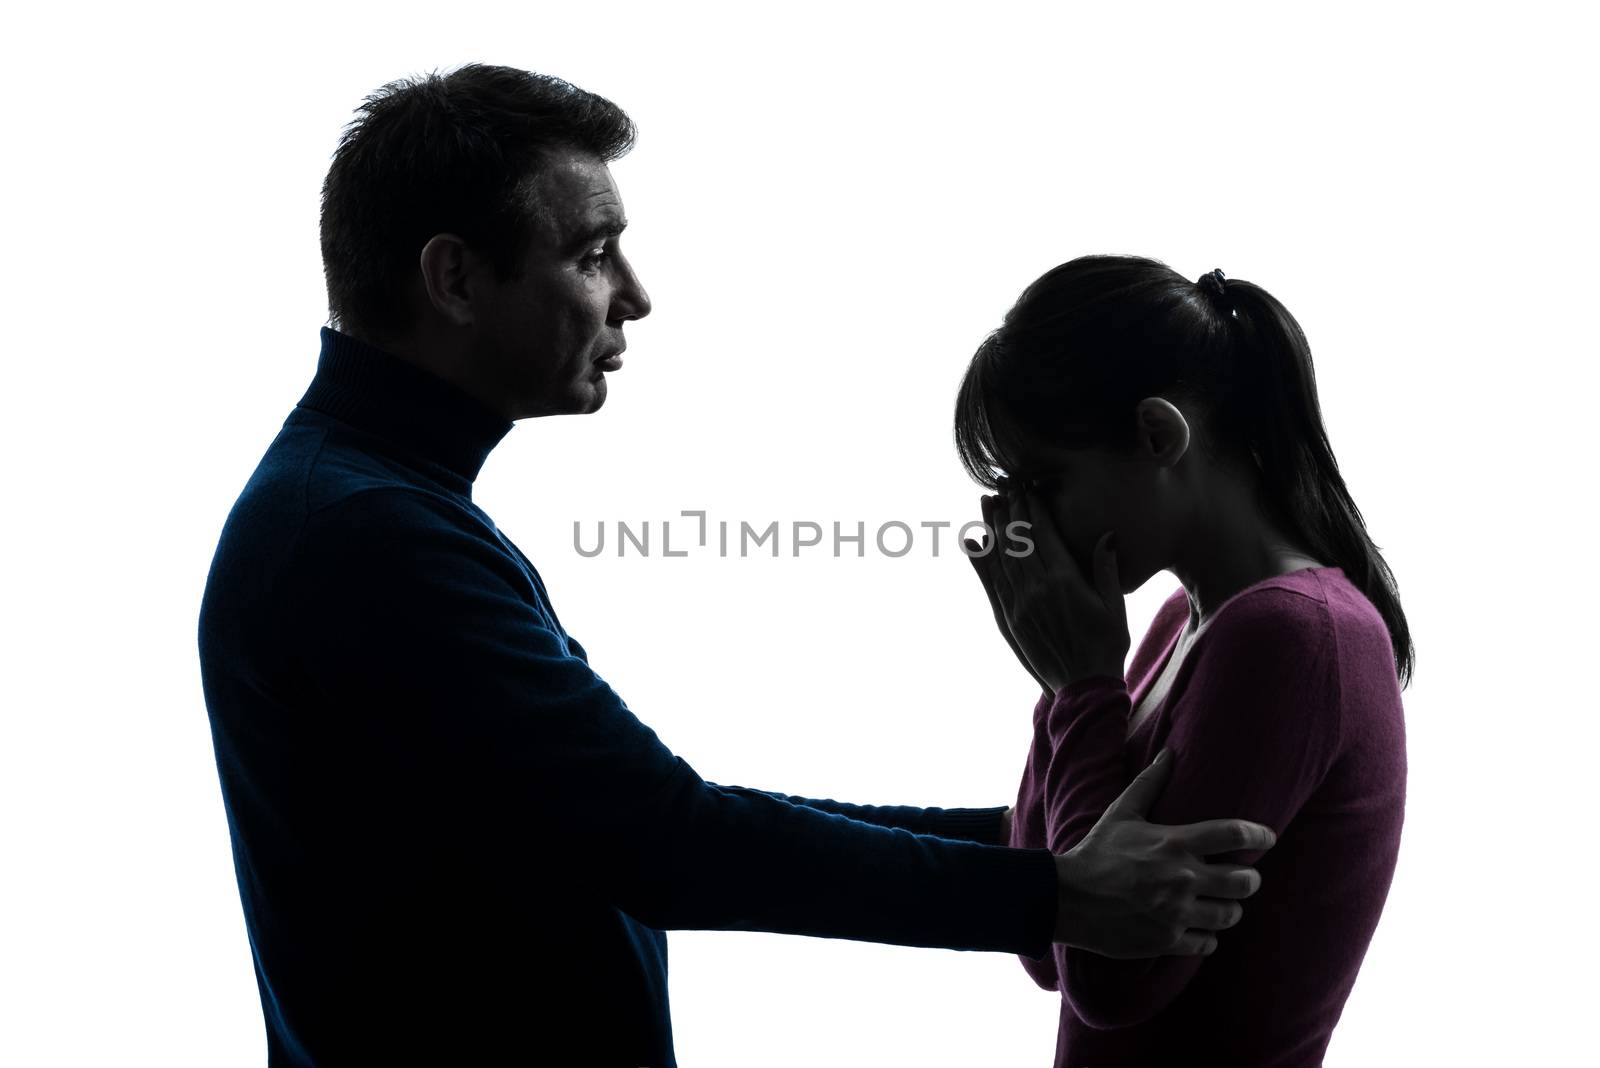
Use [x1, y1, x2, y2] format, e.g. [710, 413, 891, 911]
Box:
[1134, 397, 1191, 467]
[417, 233, 478, 327]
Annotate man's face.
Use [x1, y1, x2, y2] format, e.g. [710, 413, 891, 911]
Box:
[472, 146, 651, 419]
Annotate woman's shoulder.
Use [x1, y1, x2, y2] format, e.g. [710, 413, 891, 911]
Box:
[1135, 575, 1331, 670]
[1200, 567, 1395, 677]
[1150, 566, 1331, 634]
[1210, 566, 1371, 624]
[1144, 566, 1390, 670]
[1204, 578, 1332, 657]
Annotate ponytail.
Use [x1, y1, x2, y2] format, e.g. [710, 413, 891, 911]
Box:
[1214, 276, 1414, 687]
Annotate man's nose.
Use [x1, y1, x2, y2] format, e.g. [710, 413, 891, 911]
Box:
[612, 256, 651, 322]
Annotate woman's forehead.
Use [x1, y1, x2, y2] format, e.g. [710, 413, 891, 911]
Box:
[996, 428, 1092, 474]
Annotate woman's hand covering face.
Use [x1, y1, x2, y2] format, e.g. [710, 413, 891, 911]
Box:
[965, 487, 1131, 695]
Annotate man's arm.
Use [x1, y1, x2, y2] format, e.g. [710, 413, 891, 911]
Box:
[701, 784, 1008, 845]
[293, 488, 1056, 956]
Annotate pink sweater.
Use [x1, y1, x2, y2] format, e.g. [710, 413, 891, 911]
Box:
[1007, 566, 1407, 1067]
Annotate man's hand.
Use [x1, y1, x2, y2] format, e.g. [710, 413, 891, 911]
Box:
[1051, 749, 1275, 958]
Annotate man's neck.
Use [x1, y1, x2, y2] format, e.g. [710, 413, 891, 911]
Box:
[342, 323, 513, 422]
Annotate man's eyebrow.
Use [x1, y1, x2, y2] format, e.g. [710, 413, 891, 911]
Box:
[568, 217, 628, 248]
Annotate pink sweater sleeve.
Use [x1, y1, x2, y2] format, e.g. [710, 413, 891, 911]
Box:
[1009, 689, 1066, 990]
[1035, 587, 1343, 1028]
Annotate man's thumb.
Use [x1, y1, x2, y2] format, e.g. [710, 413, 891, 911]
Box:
[1105, 748, 1172, 818]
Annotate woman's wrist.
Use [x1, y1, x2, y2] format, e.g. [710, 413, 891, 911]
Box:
[1055, 668, 1126, 697]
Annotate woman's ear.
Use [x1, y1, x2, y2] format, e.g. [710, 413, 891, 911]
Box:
[1134, 397, 1191, 467]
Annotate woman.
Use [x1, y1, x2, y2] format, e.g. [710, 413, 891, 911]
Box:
[958, 256, 1409, 1066]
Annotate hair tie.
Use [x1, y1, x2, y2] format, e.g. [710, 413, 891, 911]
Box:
[1198, 267, 1238, 319]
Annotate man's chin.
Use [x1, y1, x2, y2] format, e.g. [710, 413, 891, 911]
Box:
[581, 375, 608, 413]
[512, 378, 607, 419]
[557, 375, 607, 416]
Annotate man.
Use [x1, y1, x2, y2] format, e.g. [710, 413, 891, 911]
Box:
[197, 63, 1275, 1066]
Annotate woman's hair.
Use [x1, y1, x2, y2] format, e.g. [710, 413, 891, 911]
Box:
[955, 254, 1413, 686]
[319, 63, 636, 340]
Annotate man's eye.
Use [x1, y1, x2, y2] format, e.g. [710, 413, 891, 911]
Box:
[581, 248, 609, 269]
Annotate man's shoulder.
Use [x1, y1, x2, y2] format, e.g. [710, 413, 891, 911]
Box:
[300, 431, 452, 516]
[295, 484, 498, 573]
[253, 412, 481, 531]
[228, 433, 485, 575]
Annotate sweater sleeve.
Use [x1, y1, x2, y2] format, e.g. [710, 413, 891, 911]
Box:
[702, 785, 1009, 845]
[1037, 590, 1342, 1029]
[290, 488, 1057, 956]
[1009, 691, 1067, 987]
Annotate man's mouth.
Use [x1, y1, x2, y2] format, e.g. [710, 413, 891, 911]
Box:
[594, 348, 624, 372]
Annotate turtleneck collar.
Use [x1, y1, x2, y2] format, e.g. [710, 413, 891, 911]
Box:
[295, 327, 515, 484]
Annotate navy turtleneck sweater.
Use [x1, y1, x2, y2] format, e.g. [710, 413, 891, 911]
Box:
[197, 327, 1059, 1066]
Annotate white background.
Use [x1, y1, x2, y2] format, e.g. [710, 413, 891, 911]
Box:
[4, 2, 1596, 1064]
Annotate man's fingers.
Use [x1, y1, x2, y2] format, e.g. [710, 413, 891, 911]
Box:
[1169, 818, 1279, 856]
[1193, 862, 1263, 900]
[1100, 748, 1173, 818]
[1177, 896, 1245, 933]
[1162, 930, 1220, 957]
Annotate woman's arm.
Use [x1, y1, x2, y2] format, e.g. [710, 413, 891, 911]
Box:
[1009, 689, 1067, 991]
[1039, 589, 1342, 1028]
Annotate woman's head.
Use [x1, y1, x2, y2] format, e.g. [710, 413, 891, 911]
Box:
[954, 254, 1413, 685]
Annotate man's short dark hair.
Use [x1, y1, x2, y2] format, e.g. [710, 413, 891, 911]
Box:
[319, 63, 636, 339]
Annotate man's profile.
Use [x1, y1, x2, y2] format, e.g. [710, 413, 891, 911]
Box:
[197, 63, 1274, 1066]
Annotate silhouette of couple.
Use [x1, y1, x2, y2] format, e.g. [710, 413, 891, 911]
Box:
[198, 64, 1407, 1067]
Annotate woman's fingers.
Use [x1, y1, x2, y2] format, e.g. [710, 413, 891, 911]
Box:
[971, 555, 1050, 693]
[966, 536, 1009, 630]
[995, 491, 1031, 601]
[1091, 528, 1125, 608]
[1027, 494, 1102, 609]
[1004, 484, 1029, 543]
[968, 496, 1050, 692]
[972, 496, 1003, 597]
[1002, 487, 1101, 625]
[984, 495, 1019, 608]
